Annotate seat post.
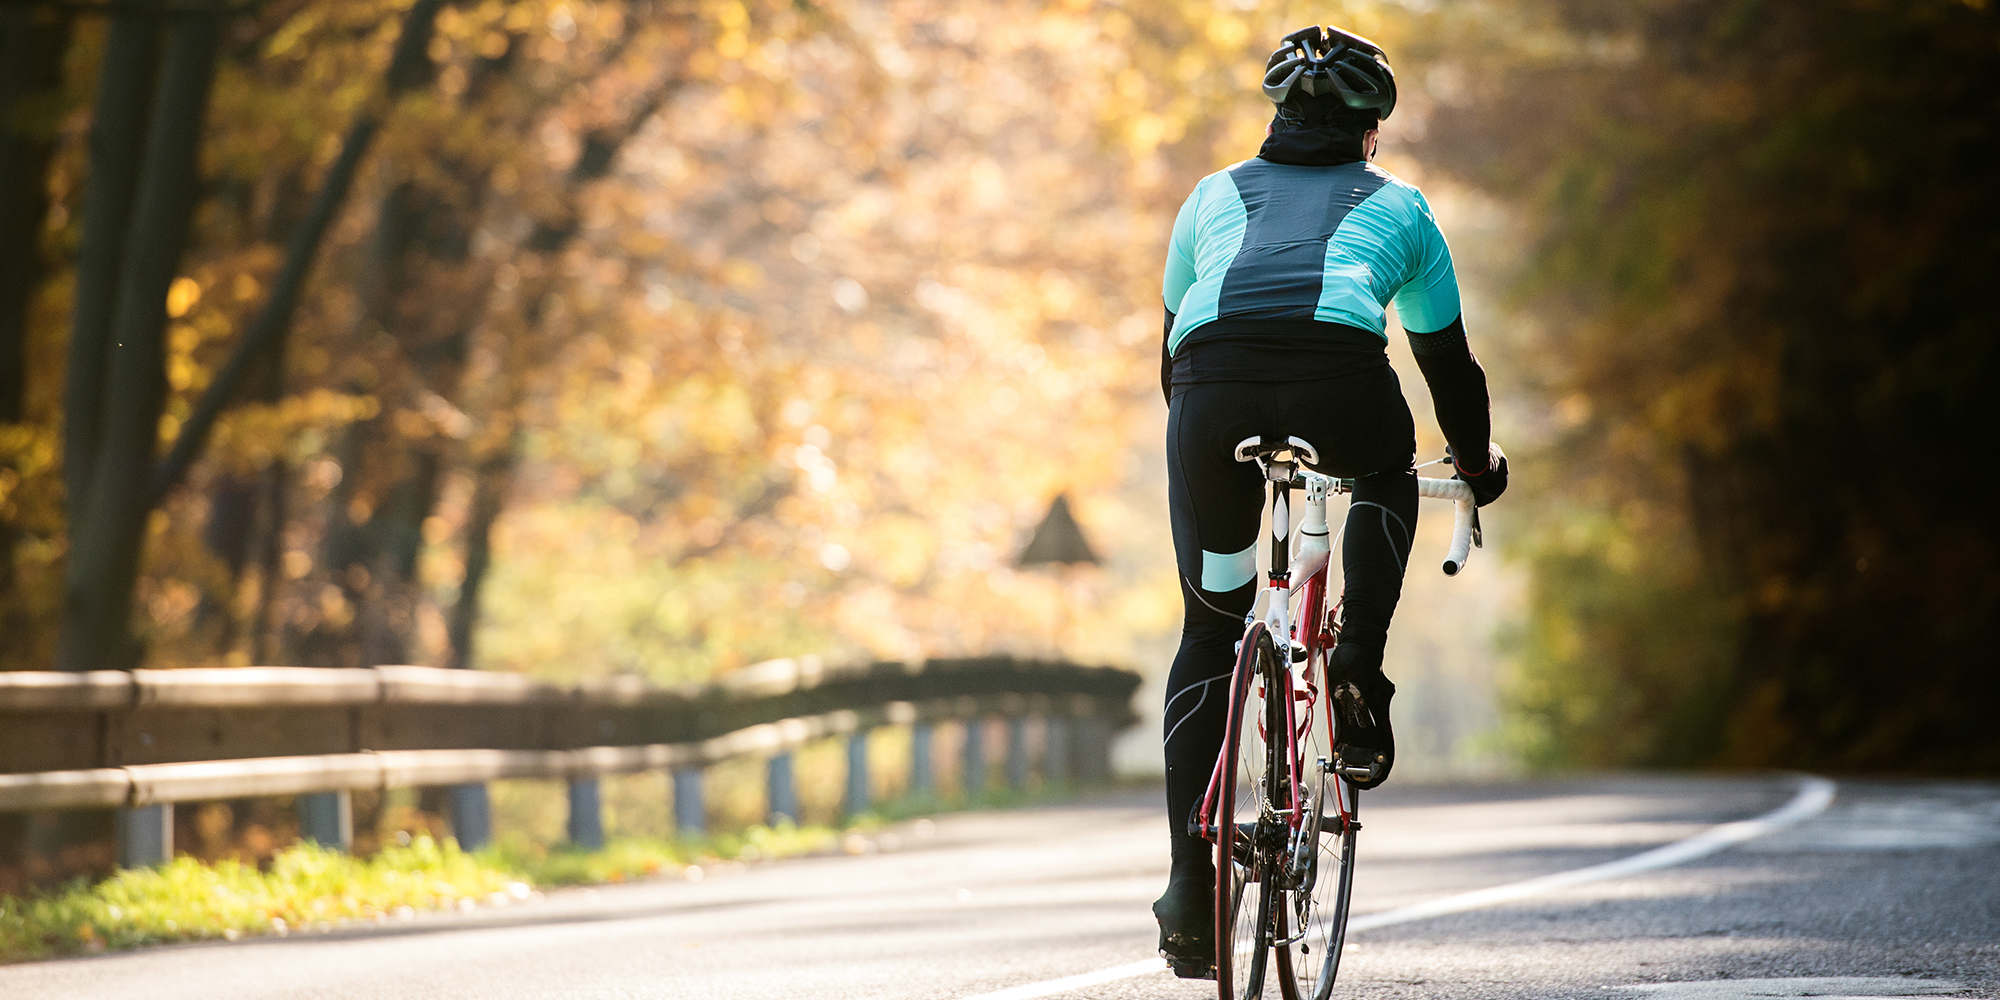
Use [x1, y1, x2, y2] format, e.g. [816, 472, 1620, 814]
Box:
[1269, 468, 1292, 586]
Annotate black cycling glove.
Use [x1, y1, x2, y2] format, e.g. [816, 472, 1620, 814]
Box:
[1453, 442, 1509, 507]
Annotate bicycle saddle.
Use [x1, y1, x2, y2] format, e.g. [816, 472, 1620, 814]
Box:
[1233, 435, 1321, 466]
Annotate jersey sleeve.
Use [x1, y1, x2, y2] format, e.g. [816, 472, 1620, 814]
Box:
[1163, 182, 1202, 314]
[1389, 188, 1462, 335]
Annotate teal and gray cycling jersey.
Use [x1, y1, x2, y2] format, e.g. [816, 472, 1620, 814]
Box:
[1162, 159, 1461, 351]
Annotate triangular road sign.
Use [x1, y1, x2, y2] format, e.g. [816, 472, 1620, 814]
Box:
[1017, 493, 1100, 567]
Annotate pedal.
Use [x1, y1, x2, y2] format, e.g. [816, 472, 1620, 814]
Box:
[1331, 747, 1386, 784]
[1289, 641, 1308, 663]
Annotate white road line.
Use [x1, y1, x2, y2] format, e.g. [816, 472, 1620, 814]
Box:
[1349, 775, 1835, 930]
[958, 959, 1174, 1000]
[955, 776, 1837, 1000]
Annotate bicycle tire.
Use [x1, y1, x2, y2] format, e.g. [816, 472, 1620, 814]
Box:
[1215, 623, 1283, 999]
[1275, 574, 1361, 1000]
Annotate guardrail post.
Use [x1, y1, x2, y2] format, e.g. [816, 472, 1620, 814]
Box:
[961, 717, 985, 798]
[449, 783, 492, 851]
[844, 729, 871, 818]
[673, 767, 705, 836]
[766, 752, 798, 825]
[117, 804, 172, 868]
[909, 722, 934, 796]
[567, 778, 604, 850]
[1006, 716, 1029, 792]
[297, 791, 353, 851]
[1044, 714, 1072, 787]
[1078, 715, 1111, 785]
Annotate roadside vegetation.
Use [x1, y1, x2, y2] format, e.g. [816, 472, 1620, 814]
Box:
[0, 822, 847, 963]
[0, 782, 1069, 963]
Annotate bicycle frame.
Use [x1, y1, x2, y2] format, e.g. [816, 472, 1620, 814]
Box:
[1195, 440, 1353, 850]
[1194, 441, 1485, 998]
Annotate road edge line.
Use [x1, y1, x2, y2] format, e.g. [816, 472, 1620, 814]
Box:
[1347, 775, 1835, 930]
[954, 775, 1836, 1000]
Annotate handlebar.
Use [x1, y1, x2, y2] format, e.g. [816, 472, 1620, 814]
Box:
[1416, 477, 1480, 576]
[1294, 470, 1484, 576]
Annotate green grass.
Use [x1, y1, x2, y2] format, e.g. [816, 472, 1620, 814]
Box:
[0, 836, 513, 962]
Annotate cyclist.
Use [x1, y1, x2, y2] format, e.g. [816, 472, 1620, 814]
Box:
[1153, 25, 1508, 977]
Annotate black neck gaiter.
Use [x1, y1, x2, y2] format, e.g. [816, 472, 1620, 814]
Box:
[1257, 118, 1372, 166]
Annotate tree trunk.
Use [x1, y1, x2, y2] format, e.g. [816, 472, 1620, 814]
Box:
[340, 179, 490, 666]
[200, 323, 292, 659]
[357, 449, 440, 665]
[61, 12, 159, 527]
[56, 12, 219, 673]
[312, 178, 433, 668]
[197, 471, 259, 654]
[193, 240, 287, 604]
[239, 328, 292, 664]
[445, 441, 513, 669]
[246, 458, 289, 664]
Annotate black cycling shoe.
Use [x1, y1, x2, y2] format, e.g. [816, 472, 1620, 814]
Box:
[1328, 641, 1396, 789]
[1153, 874, 1216, 979]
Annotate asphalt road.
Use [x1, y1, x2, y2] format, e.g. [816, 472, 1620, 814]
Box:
[5, 774, 1996, 999]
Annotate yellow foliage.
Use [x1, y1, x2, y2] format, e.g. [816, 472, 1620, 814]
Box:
[3, 0, 1476, 701]
[164, 277, 202, 319]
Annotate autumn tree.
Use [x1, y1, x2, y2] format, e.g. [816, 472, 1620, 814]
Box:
[59, 5, 224, 673]
[1421, 0, 2000, 771]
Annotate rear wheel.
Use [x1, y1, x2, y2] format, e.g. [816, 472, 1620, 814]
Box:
[1276, 574, 1361, 1000]
[1215, 623, 1283, 999]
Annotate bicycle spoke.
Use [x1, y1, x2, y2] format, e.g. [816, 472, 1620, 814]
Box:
[1216, 624, 1277, 999]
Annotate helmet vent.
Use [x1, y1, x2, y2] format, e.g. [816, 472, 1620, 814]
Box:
[1261, 24, 1398, 119]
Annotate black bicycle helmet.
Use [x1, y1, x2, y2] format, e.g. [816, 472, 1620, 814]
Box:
[1262, 25, 1397, 120]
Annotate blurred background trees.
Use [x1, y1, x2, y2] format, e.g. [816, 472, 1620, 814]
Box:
[1416, 0, 2000, 773]
[0, 0, 1993, 779]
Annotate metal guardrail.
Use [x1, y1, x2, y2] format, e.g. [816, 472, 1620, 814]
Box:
[0, 658, 1141, 862]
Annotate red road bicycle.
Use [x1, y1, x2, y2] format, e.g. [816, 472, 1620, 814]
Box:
[1195, 436, 1480, 1000]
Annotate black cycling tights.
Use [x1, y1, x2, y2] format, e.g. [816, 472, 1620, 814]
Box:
[1161, 369, 1417, 881]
